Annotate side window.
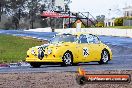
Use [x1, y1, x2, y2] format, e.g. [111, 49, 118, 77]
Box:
[86, 34, 100, 44]
[79, 34, 88, 43]
[79, 34, 100, 44]
[86, 35, 94, 43]
[92, 35, 100, 44]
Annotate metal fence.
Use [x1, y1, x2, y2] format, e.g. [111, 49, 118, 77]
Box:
[123, 20, 132, 26]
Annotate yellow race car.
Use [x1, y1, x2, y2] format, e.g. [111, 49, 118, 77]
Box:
[26, 33, 112, 67]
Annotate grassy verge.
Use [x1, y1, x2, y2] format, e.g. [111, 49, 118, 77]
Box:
[90, 26, 132, 29]
[0, 34, 46, 63]
[105, 26, 132, 29]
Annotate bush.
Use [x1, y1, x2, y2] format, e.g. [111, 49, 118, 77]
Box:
[4, 22, 15, 30]
[96, 22, 104, 27]
[19, 23, 29, 30]
[114, 18, 123, 26]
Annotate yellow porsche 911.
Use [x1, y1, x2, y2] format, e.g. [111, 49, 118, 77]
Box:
[26, 33, 112, 67]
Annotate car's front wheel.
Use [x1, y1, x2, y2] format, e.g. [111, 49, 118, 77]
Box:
[61, 52, 73, 66]
[98, 50, 109, 64]
[30, 62, 41, 68]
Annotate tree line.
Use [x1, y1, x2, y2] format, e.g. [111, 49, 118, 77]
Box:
[0, 0, 108, 29]
[0, 0, 70, 30]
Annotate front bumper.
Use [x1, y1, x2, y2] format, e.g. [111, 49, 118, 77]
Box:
[26, 57, 63, 63]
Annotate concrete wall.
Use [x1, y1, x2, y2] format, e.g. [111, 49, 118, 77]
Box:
[24, 27, 52, 32]
[55, 28, 132, 38]
[25, 27, 132, 38]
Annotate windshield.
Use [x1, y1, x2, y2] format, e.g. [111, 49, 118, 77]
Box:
[50, 34, 77, 44]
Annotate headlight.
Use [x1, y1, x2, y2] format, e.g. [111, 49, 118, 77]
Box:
[31, 50, 35, 55]
[47, 49, 52, 55]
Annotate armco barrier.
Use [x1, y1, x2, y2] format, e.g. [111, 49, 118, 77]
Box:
[55, 28, 132, 38]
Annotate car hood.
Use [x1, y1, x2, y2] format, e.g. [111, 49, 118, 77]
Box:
[31, 42, 76, 50]
[48, 42, 76, 47]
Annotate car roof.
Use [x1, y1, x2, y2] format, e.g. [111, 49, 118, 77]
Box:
[58, 32, 96, 37]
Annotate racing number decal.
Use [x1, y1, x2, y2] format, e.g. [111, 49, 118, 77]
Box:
[83, 47, 89, 57]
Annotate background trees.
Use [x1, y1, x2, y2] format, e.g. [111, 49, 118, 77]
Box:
[96, 15, 105, 27]
[0, 0, 29, 29]
[26, 0, 41, 29]
[114, 17, 123, 26]
[0, 0, 71, 30]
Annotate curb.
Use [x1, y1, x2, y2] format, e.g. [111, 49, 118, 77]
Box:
[0, 64, 10, 67]
[9, 62, 30, 67]
[0, 62, 30, 68]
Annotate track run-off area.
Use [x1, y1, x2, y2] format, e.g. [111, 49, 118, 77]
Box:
[0, 29, 132, 73]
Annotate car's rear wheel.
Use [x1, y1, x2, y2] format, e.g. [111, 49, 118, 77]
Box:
[30, 62, 41, 68]
[61, 52, 73, 66]
[98, 50, 109, 64]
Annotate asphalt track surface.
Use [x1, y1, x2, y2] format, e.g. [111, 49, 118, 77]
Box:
[0, 30, 132, 73]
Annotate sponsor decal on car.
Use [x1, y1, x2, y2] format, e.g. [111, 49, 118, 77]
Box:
[83, 47, 89, 57]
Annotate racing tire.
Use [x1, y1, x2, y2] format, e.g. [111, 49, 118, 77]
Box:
[98, 49, 109, 64]
[30, 62, 41, 68]
[61, 51, 73, 66]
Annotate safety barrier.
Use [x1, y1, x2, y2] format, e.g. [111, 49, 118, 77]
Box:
[25, 27, 52, 32]
[55, 28, 132, 38]
[25, 28, 132, 38]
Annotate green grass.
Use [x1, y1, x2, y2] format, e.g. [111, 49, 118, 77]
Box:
[90, 26, 132, 29]
[105, 26, 132, 29]
[0, 34, 45, 63]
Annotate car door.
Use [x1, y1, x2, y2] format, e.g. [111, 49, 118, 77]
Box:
[85, 34, 102, 62]
[76, 34, 92, 62]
